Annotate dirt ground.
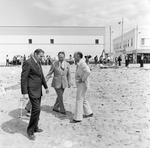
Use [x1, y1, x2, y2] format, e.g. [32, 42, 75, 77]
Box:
[0, 64, 150, 148]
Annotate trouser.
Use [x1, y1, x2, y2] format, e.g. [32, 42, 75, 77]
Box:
[119, 61, 121, 66]
[74, 83, 93, 121]
[140, 60, 143, 67]
[6, 60, 9, 66]
[54, 87, 65, 112]
[125, 60, 128, 67]
[27, 97, 41, 135]
[26, 100, 32, 112]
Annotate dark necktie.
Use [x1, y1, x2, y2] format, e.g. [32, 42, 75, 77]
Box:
[61, 66, 64, 71]
[60, 63, 64, 71]
[36, 62, 42, 76]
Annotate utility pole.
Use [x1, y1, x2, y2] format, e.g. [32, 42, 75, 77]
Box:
[121, 17, 124, 58]
[110, 26, 112, 60]
[135, 25, 138, 63]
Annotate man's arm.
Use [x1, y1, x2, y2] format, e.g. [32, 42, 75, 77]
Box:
[67, 63, 72, 87]
[45, 62, 55, 82]
[42, 71, 48, 89]
[21, 61, 30, 95]
[80, 61, 91, 81]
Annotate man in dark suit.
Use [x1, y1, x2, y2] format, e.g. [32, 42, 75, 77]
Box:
[21, 49, 49, 140]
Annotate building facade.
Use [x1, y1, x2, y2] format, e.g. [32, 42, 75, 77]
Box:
[113, 26, 150, 63]
[0, 26, 105, 65]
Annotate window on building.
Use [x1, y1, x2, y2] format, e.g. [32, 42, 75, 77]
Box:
[141, 38, 145, 45]
[131, 39, 133, 46]
[29, 39, 32, 44]
[50, 39, 54, 44]
[145, 38, 150, 46]
[95, 39, 99, 44]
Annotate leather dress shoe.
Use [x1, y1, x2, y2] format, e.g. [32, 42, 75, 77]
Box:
[83, 113, 93, 118]
[53, 109, 59, 112]
[34, 128, 43, 133]
[60, 112, 66, 115]
[70, 119, 81, 123]
[27, 134, 35, 140]
[26, 112, 31, 117]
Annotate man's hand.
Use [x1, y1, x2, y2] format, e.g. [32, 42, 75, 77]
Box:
[45, 77, 48, 83]
[23, 94, 28, 99]
[78, 79, 84, 83]
[45, 76, 52, 83]
[46, 88, 49, 94]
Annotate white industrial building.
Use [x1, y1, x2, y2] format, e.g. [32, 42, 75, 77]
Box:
[0, 26, 105, 65]
[113, 26, 150, 63]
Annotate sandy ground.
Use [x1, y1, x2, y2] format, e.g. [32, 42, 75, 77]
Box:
[0, 64, 150, 148]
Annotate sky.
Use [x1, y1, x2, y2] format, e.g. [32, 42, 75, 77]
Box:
[0, 0, 150, 52]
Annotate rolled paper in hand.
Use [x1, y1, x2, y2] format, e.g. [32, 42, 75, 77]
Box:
[19, 97, 27, 109]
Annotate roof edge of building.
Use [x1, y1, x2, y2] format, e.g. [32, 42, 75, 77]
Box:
[0, 26, 105, 29]
[113, 28, 135, 41]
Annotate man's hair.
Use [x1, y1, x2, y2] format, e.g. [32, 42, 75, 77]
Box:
[75, 52, 83, 58]
[58, 51, 65, 56]
[34, 49, 44, 55]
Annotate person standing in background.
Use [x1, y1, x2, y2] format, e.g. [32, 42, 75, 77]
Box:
[140, 54, 144, 67]
[13, 56, 17, 66]
[118, 56, 122, 66]
[17, 56, 20, 65]
[85, 55, 92, 65]
[23, 54, 26, 63]
[48, 55, 51, 65]
[6, 55, 9, 66]
[94, 55, 98, 65]
[115, 57, 118, 66]
[125, 54, 129, 67]
[20, 56, 23, 65]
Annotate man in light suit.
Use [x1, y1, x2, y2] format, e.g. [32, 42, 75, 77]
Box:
[71, 52, 93, 123]
[45, 51, 71, 115]
[21, 49, 49, 140]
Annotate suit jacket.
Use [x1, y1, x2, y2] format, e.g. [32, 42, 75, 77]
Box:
[75, 59, 91, 89]
[21, 57, 48, 98]
[45, 60, 71, 89]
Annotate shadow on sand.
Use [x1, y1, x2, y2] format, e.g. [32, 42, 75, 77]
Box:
[41, 105, 73, 121]
[1, 108, 29, 138]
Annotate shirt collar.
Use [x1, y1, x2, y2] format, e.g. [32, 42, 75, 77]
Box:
[32, 56, 38, 64]
[77, 58, 83, 66]
[59, 60, 65, 68]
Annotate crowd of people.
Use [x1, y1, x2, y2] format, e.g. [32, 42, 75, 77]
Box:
[5, 54, 53, 66]
[5, 53, 145, 68]
[114, 54, 144, 67]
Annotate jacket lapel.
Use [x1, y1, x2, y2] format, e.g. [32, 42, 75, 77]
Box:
[57, 61, 66, 76]
[63, 61, 67, 74]
[31, 57, 41, 77]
